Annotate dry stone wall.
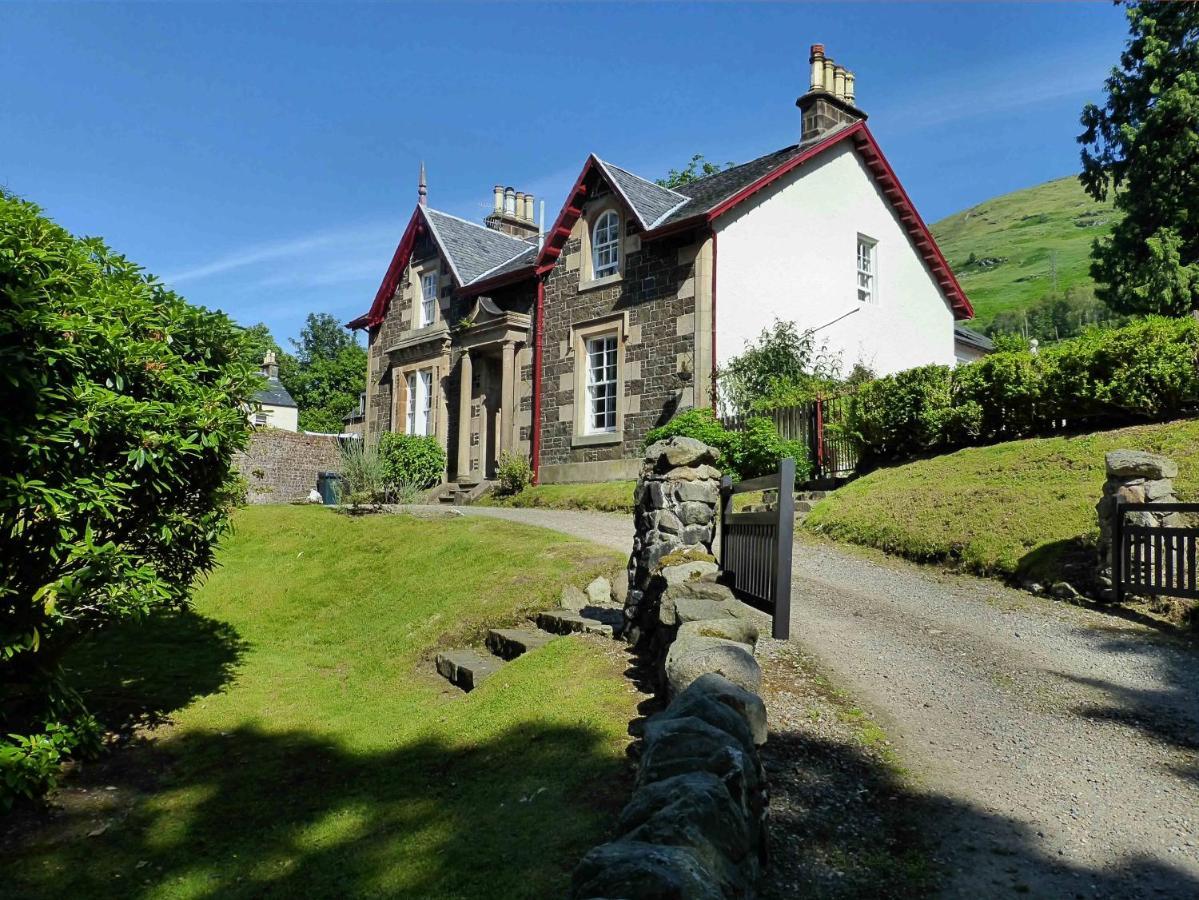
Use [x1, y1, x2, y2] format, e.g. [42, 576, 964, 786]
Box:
[571, 436, 769, 899]
[233, 429, 341, 504]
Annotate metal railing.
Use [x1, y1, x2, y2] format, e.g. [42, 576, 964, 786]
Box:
[718, 457, 795, 640]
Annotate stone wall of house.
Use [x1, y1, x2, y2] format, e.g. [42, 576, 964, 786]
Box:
[537, 222, 705, 482]
[1096, 450, 1181, 598]
[571, 435, 768, 898]
[233, 429, 342, 504]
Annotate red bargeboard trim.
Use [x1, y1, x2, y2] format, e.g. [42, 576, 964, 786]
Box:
[346, 207, 423, 331]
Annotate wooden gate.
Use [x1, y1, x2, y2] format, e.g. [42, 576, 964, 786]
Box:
[1114, 501, 1199, 602]
[718, 457, 795, 640]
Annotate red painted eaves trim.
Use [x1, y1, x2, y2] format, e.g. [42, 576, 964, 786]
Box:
[535, 155, 597, 274]
[346, 207, 423, 331]
[847, 126, 974, 321]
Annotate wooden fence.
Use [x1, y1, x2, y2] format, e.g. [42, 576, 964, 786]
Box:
[722, 396, 858, 480]
[1114, 501, 1199, 602]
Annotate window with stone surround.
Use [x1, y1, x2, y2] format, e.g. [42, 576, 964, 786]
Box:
[857, 235, 877, 304]
[405, 368, 433, 436]
[420, 271, 438, 327]
[592, 210, 620, 279]
[571, 316, 626, 446]
[585, 335, 618, 433]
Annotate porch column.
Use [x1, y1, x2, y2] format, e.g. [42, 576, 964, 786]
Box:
[456, 350, 473, 482]
[500, 340, 516, 456]
[436, 354, 451, 478]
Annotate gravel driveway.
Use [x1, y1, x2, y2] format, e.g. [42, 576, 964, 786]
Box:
[455, 507, 1199, 897]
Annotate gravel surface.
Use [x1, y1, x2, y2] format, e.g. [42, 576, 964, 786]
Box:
[451, 507, 1199, 897]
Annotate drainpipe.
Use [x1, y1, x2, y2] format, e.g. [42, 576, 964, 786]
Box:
[709, 228, 719, 410]
[531, 276, 545, 484]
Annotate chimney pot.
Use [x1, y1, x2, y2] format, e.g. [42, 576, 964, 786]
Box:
[523, 194, 535, 221]
[504, 187, 516, 215]
[833, 65, 846, 100]
[845, 71, 856, 105]
[823, 58, 836, 93]
[492, 184, 503, 213]
[809, 43, 825, 93]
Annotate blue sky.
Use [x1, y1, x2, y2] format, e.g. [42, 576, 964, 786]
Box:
[2, 2, 1127, 346]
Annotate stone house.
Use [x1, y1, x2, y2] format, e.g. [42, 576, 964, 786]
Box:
[349, 46, 974, 487]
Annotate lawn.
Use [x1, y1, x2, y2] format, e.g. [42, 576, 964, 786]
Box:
[480, 480, 637, 513]
[804, 418, 1199, 585]
[1, 506, 636, 899]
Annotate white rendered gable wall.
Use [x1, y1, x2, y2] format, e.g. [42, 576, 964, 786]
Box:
[713, 143, 956, 380]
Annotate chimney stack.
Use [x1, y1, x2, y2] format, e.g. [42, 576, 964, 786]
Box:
[262, 351, 279, 380]
[485, 184, 540, 238]
[796, 43, 866, 143]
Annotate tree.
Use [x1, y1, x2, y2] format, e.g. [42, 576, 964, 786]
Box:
[0, 191, 256, 805]
[239, 321, 282, 366]
[246, 315, 366, 434]
[1079, 1, 1199, 315]
[656, 154, 734, 189]
[291, 312, 358, 364]
[717, 318, 842, 415]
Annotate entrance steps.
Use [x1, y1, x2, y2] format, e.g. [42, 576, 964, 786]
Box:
[431, 480, 494, 505]
[434, 583, 624, 692]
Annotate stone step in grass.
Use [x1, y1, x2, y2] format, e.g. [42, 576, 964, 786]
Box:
[486, 627, 557, 660]
[536, 605, 624, 639]
[435, 648, 502, 692]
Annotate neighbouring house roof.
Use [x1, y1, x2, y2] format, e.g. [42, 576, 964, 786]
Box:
[954, 324, 995, 353]
[347, 205, 537, 329]
[255, 377, 297, 409]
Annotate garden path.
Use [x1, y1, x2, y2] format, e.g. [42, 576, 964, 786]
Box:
[455, 506, 1199, 897]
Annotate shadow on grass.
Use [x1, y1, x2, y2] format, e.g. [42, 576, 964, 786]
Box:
[66, 607, 248, 738]
[761, 726, 1199, 899]
[2, 721, 627, 899]
[3, 610, 630, 899]
[1015, 536, 1094, 590]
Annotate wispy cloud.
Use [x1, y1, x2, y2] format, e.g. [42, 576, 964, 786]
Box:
[877, 47, 1110, 134]
[163, 221, 402, 286]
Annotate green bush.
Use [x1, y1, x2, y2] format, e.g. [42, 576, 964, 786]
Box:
[494, 451, 533, 497]
[378, 433, 446, 491]
[643, 407, 813, 480]
[845, 316, 1199, 467]
[0, 190, 256, 807]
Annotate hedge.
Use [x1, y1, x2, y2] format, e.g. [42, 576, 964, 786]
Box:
[844, 317, 1199, 468]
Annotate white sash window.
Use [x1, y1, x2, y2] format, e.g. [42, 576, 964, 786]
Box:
[420, 272, 438, 327]
[585, 335, 618, 434]
[406, 369, 433, 436]
[857, 235, 877, 304]
[592, 211, 620, 278]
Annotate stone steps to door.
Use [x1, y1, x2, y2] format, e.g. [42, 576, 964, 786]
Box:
[434, 578, 625, 692]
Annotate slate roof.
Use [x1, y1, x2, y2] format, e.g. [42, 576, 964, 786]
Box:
[255, 377, 296, 408]
[422, 207, 536, 285]
[595, 159, 688, 229]
[954, 324, 995, 352]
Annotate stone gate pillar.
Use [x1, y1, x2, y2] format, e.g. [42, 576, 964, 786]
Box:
[1096, 450, 1179, 599]
[624, 436, 722, 643]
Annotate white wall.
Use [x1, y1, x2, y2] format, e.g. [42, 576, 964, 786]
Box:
[714, 143, 956, 381]
[248, 404, 299, 432]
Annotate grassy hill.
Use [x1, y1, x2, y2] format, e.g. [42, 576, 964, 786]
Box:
[804, 419, 1199, 599]
[930, 176, 1119, 331]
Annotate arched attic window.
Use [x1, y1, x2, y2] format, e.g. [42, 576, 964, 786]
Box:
[592, 210, 621, 278]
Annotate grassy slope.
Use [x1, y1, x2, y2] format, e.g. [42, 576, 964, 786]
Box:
[480, 481, 637, 513]
[4, 506, 634, 899]
[805, 419, 1199, 584]
[930, 176, 1118, 330]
